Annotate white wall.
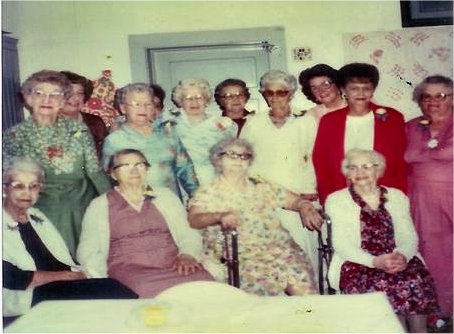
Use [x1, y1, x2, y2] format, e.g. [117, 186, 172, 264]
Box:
[2, 0, 402, 109]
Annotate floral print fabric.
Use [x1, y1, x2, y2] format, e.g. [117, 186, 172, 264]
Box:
[190, 177, 316, 296]
[340, 186, 439, 315]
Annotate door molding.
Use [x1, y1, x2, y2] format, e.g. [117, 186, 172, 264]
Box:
[129, 27, 287, 83]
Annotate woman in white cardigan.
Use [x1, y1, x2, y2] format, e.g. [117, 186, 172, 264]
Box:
[2, 157, 136, 318]
[325, 149, 439, 333]
[77, 149, 213, 298]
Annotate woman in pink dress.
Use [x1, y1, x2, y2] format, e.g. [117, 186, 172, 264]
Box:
[405, 75, 453, 325]
[77, 149, 213, 298]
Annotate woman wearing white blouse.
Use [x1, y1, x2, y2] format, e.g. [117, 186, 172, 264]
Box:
[326, 149, 439, 333]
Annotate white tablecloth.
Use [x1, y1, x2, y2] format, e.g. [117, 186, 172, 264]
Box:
[5, 281, 404, 333]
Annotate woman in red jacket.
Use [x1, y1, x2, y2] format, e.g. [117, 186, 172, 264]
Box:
[313, 63, 406, 204]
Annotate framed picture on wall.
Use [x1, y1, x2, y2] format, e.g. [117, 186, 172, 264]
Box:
[401, 0, 453, 27]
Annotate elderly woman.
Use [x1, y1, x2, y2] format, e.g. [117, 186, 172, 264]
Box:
[77, 149, 213, 298]
[167, 78, 237, 185]
[102, 83, 199, 201]
[188, 137, 322, 296]
[405, 75, 453, 322]
[240, 70, 320, 274]
[326, 149, 439, 333]
[299, 63, 346, 125]
[2, 157, 137, 317]
[313, 63, 407, 205]
[59, 71, 109, 160]
[214, 78, 252, 136]
[2, 70, 110, 256]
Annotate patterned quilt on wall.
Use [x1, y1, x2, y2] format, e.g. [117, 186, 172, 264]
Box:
[344, 26, 453, 121]
[81, 70, 120, 128]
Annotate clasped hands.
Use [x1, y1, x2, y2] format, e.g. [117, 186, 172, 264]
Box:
[171, 254, 201, 276]
[372, 252, 407, 274]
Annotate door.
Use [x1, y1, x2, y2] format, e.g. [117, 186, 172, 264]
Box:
[148, 43, 270, 113]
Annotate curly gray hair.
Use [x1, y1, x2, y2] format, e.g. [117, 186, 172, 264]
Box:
[341, 149, 386, 178]
[259, 70, 298, 94]
[21, 70, 73, 100]
[209, 137, 255, 174]
[412, 75, 453, 104]
[116, 83, 154, 106]
[3, 156, 45, 184]
[171, 78, 212, 107]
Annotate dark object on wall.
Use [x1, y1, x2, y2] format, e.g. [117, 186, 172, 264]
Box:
[401, 1, 453, 27]
[2, 33, 23, 131]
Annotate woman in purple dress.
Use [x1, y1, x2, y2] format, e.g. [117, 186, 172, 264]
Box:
[326, 149, 439, 333]
[405, 75, 453, 324]
[77, 149, 213, 298]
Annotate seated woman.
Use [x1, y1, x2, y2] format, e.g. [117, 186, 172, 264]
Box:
[77, 149, 213, 298]
[325, 149, 439, 333]
[2, 157, 137, 317]
[188, 137, 323, 296]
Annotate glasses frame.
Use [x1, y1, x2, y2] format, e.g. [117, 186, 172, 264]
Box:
[123, 102, 154, 109]
[262, 90, 290, 98]
[112, 161, 150, 172]
[220, 92, 246, 100]
[345, 163, 379, 172]
[31, 89, 64, 101]
[220, 151, 253, 161]
[4, 181, 43, 192]
[420, 93, 453, 103]
[310, 80, 334, 93]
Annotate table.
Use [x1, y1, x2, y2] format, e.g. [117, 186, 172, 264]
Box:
[6, 281, 404, 333]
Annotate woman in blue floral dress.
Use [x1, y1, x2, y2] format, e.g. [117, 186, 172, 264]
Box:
[3, 70, 110, 255]
[102, 83, 199, 201]
[166, 78, 237, 185]
[326, 149, 439, 332]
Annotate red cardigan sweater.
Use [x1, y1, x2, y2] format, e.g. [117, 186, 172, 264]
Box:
[313, 103, 407, 204]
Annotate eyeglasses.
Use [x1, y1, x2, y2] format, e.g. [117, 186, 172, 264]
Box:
[346, 163, 379, 172]
[112, 161, 149, 171]
[183, 95, 204, 102]
[262, 90, 290, 98]
[220, 92, 246, 100]
[310, 80, 333, 93]
[220, 151, 253, 161]
[420, 93, 453, 103]
[31, 89, 64, 101]
[124, 102, 154, 109]
[4, 181, 42, 192]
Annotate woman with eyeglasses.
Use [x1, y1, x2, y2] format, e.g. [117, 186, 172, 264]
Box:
[240, 70, 321, 276]
[214, 78, 253, 136]
[3, 157, 138, 318]
[313, 63, 407, 205]
[2, 70, 111, 256]
[188, 137, 320, 296]
[299, 64, 346, 125]
[404, 75, 453, 323]
[102, 83, 199, 202]
[326, 149, 439, 333]
[77, 149, 213, 298]
[167, 78, 237, 185]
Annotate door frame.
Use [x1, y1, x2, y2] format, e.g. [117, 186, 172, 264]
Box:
[129, 26, 287, 83]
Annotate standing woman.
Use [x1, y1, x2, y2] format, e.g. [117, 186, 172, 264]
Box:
[169, 78, 237, 185]
[313, 63, 407, 205]
[214, 78, 252, 136]
[3, 70, 110, 255]
[405, 75, 453, 322]
[102, 83, 199, 201]
[240, 70, 319, 271]
[299, 63, 346, 125]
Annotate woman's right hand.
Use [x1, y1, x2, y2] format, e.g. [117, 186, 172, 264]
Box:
[372, 253, 407, 274]
[220, 211, 242, 230]
[29, 270, 86, 288]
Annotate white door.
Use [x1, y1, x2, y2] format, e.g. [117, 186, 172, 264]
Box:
[148, 43, 270, 113]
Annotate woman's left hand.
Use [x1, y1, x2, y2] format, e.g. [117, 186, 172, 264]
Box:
[299, 202, 324, 231]
[172, 254, 202, 276]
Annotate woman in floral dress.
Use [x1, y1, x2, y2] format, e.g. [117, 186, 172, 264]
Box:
[3, 70, 110, 255]
[165, 78, 237, 185]
[188, 137, 323, 296]
[326, 149, 439, 333]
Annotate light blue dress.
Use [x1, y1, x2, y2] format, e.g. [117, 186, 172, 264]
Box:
[102, 122, 199, 200]
[163, 109, 237, 185]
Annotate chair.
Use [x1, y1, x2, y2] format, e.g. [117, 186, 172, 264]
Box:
[317, 211, 336, 295]
[220, 229, 240, 288]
